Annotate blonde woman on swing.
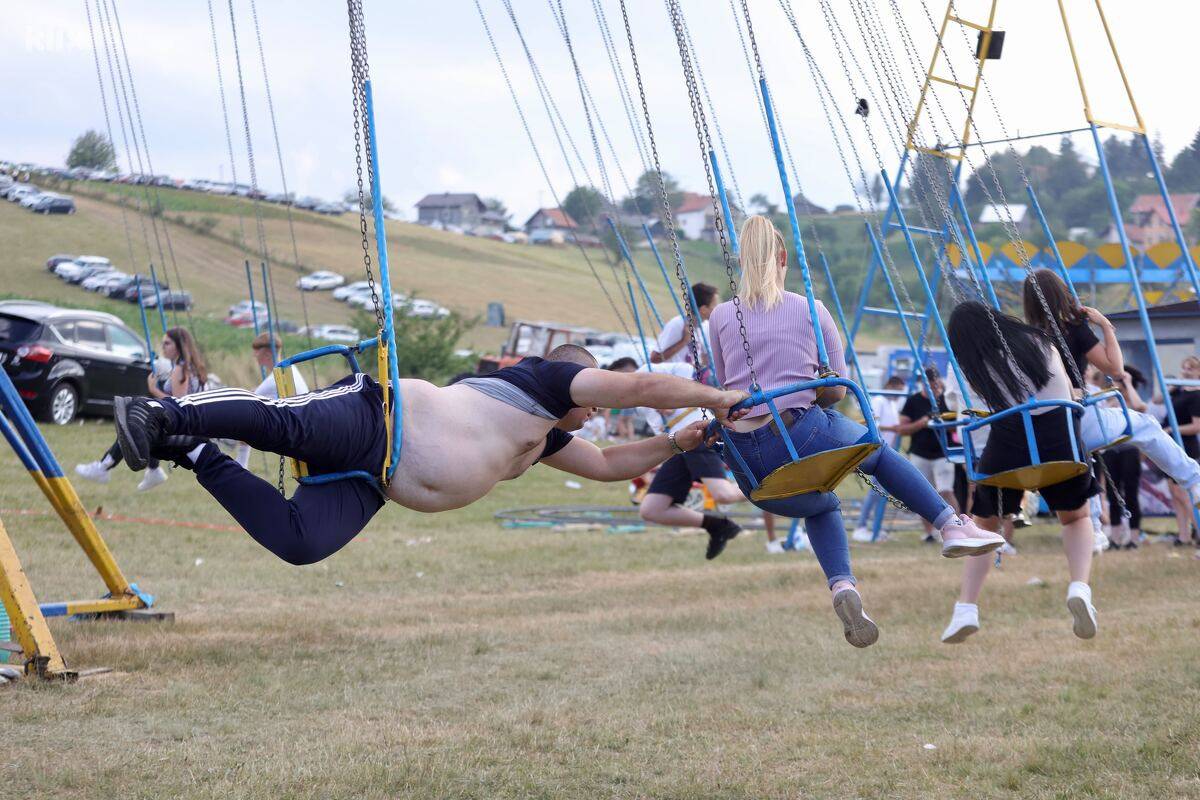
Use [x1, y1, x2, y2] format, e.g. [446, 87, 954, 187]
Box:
[708, 216, 1005, 648]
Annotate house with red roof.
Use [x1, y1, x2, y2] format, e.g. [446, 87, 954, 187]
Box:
[524, 207, 579, 244]
[1120, 193, 1200, 248]
[674, 192, 718, 242]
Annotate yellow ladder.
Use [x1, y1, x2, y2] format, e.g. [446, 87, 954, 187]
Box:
[904, 0, 1000, 160]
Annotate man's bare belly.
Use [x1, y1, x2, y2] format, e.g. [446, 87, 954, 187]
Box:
[384, 379, 560, 512]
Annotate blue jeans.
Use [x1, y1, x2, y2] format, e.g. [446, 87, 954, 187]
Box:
[721, 407, 954, 587]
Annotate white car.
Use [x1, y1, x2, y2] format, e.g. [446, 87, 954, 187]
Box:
[5, 184, 38, 202]
[333, 280, 372, 301]
[55, 256, 111, 282]
[82, 271, 127, 291]
[297, 270, 346, 291]
[304, 324, 362, 344]
[19, 191, 47, 209]
[345, 290, 378, 311]
[406, 298, 449, 319]
[228, 299, 268, 318]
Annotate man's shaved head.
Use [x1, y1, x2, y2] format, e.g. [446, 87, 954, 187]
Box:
[547, 343, 598, 367]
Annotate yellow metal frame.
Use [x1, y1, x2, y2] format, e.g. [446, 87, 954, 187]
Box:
[1056, 0, 1146, 135]
[273, 363, 308, 480]
[0, 514, 73, 680]
[904, 0, 999, 160]
[977, 461, 1089, 491]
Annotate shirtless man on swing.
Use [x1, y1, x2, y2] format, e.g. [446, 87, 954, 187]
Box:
[112, 344, 750, 565]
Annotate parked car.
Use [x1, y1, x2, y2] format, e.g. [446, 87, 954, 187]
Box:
[5, 184, 38, 202]
[296, 270, 345, 291]
[406, 299, 450, 319]
[295, 196, 321, 210]
[55, 255, 111, 282]
[313, 202, 344, 215]
[120, 275, 169, 303]
[82, 271, 129, 292]
[141, 289, 193, 310]
[332, 279, 372, 301]
[19, 192, 47, 209]
[65, 263, 117, 285]
[0, 302, 153, 424]
[345, 289, 378, 311]
[45, 254, 78, 272]
[302, 324, 361, 344]
[33, 195, 76, 215]
[228, 299, 268, 318]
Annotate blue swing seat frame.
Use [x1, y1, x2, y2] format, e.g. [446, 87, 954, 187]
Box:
[961, 398, 1091, 491]
[710, 377, 882, 500]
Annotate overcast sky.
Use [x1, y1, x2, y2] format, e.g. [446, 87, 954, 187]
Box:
[3, 1, 1195, 223]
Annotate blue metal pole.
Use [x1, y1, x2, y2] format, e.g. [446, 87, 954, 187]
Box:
[880, 171, 974, 405]
[818, 252, 867, 389]
[709, 149, 740, 254]
[866, 224, 935, 399]
[643, 223, 689, 323]
[1090, 125, 1188, 449]
[674, 249, 719, 385]
[1140, 134, 1200, 302]
[607, 216, 663, 329]
[363, 79, 403, 480]
[949, 181, 1001, 309]
[260, 262, 278, 367]
[759, 78, 827, 367]
[134, 282, 155, 362]
[147, 261, 168, 335]
[626, 281, 653, 370]
[1026, 185, 1081, 303]
[880, 150, 911, 232]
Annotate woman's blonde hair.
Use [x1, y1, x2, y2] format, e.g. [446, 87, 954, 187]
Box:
[737, 214, 788, 310]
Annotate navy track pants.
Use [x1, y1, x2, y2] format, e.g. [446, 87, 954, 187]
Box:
[160, 374, 388, 565]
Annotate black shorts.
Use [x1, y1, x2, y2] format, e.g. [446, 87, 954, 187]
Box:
[647, 445, 728, 505]
[969, 408, 1098, 517]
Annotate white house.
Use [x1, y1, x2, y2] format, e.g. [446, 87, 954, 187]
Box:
[674, 192, 717, 242]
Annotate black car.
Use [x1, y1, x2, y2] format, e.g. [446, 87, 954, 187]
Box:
[0, 302, 154, 424]
[34, 196, 76, 215]
[121, 276, 170, 303]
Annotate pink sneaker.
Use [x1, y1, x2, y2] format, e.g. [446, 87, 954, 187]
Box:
[939, 515, 1006, 559]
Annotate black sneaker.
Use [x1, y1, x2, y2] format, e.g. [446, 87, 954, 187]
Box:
[702, 514, 741, 560]
[151, 435, 208, 469]
[114, 396, 170, 471]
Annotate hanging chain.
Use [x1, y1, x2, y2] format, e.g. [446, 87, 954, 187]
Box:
[346, 0, 384, 336]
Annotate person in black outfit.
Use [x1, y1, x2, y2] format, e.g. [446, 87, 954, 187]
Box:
[1167, 355, 1200, 545]
[889, 366, 957, 542]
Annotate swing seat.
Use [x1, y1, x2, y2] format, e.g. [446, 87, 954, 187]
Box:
[717, 376, 885, 501]
[751, 442, 879, 500]
[963, 399, 1090, 492]
[273, 335, 392, 486]
[975, 461, 1090, 491]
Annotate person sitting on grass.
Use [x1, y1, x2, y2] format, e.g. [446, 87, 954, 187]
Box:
[707, 215, 1004, 650]
[940, 302, 1102, 645]
[110, 344, 749, 566]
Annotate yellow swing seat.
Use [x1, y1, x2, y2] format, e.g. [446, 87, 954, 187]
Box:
[750, 442, 880, 501]
[975, 461, 1090, 492]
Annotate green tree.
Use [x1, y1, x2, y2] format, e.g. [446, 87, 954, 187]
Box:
[356, 303, 475, 384]
[343, 189, 396, 213]
[623, 169, 683, 216]
[1168, 128, 1200, 190]
[483, 197, 510, 223]
[1042, 137, 1090, 202]
[562, 185, 607, 229]
[747, 192, 778, 216]
[66, 129, 116, 171]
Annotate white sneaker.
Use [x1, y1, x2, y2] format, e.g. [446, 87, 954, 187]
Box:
[939, 515, 1006, 558]
[765, 539, 785, 555]
[1093, 527, 1110, 554]
[832, 586, 879, 648]
[136, 466, 168, 492]
[998, 542, 1017, 556]
[1066, 581, 1097, 640]
[74, 461, 111, 484]
[851, 526, 873, 543]
[941, 602, 979, 644]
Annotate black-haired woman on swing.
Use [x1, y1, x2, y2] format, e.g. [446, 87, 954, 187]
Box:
[708, 216, 1005, 649]
[941, 302, 1101, 644]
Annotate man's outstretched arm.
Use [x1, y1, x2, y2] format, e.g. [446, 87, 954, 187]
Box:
[541, 421, 708, 481]
[570, 369, 747, 419]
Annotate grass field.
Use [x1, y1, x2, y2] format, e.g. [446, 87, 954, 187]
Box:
[3, 421, 1200, 799]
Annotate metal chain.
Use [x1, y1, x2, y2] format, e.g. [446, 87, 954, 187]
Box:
[673, 0, 751, 384]
[617, 0, 709, 393]
[248, 0, 318, 383]
[206, 0, 252, 267]
[589, 0, 650, 175]
[347, 0, 384, 335]
[474, 0, 633, 339]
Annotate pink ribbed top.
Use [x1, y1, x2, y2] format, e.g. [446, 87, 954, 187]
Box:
[709, 291, 847, 416]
